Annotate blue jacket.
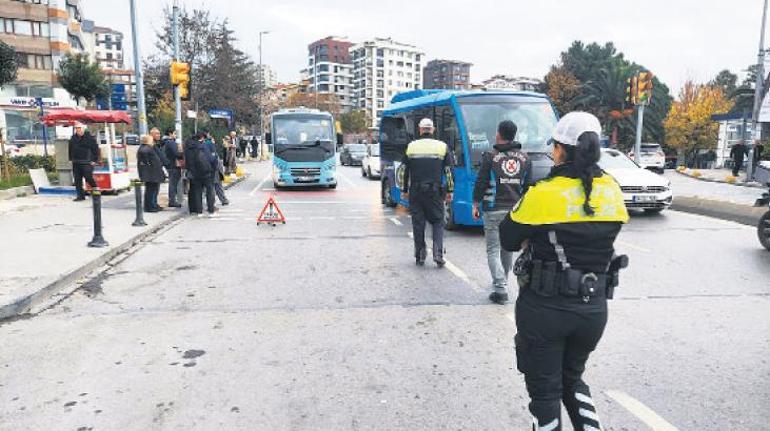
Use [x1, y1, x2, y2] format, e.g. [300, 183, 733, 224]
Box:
[163, 137, 181, 169]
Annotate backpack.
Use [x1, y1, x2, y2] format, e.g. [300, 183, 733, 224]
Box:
[193, 144, 214, 178]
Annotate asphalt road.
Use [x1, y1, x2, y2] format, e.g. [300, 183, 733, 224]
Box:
[1, 161, 769, 431]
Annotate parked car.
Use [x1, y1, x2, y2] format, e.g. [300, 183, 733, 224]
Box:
[628, 143, 665, 173]
[599, 148, 673, 213]
[340, 143, 367, 166]
[361, 144, 381, 179]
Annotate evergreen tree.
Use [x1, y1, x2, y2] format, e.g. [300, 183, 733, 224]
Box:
[58, 53, 109, 106]
[0, 41, 17, 87]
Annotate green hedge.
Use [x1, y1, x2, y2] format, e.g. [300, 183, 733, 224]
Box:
[0, 154, 56, 176]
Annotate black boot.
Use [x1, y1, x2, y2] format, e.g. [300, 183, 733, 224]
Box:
[415, 248, 427, 266]
[489, 290, 509, 305]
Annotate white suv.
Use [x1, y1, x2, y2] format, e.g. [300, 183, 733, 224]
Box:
[361, 144, 381, 179]
[629, 143, 665, 173]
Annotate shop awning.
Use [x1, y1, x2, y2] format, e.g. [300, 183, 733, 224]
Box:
[41, 109, 132, 126]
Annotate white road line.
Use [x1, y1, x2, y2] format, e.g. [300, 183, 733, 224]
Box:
[389, 217, 403, 226]
[337, 170, 358, 188]
[405, 231, 481, 292]
[668, 210, 753, 230]
[249, 171, 273, 196]
[615, 240, 651, 253]
[605, 390, 679, 431]
[444, 260, 482, 292]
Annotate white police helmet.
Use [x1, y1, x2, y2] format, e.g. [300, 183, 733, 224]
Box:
[551, 112, 601, 147]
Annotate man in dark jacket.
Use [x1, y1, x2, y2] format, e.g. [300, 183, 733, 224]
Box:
[730, 140, 748, 177]
[150, 127, 169, 169]
[162, 128, 183, 207]
[204, 131, 228, 206]
[184, 132, 215, 215]
[472, 120, 532, 304]
[137, 135, 165, 212]
[68, 123, 100, 201]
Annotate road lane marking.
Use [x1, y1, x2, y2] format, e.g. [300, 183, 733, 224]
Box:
[615, 240, 651, 253]
[668, 210, 753, 230]
[390, 217, 403, 226]
[406, 232, 482, 292]
[337, 170, 358, 188]
[605, 390, 679, 431]
[250, 171, 273, 196]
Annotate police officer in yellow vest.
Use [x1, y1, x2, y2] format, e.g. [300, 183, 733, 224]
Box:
[399, 118, 454, 267]
[500, 112, 629, 431]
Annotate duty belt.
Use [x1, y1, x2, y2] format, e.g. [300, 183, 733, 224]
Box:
[515, 231, 629, 302]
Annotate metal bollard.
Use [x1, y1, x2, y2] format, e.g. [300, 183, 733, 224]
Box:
[132, 179, 147, 227]
[87, 190, 109, 248]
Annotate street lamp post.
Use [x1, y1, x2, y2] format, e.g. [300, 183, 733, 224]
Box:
[129, 0, 148, 135]
[749, 0, 769, 181]
[258, 31, 269, 143]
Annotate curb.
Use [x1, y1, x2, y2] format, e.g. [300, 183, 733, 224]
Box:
[0, 174, 249, 321]
[675, 169, 765, 189]
[0, 185, 35, 200]
[670, 196, 766, 227]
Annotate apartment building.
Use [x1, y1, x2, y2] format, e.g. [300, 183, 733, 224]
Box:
[256, 64, 278, 90]
[351, 37, 424, 128]
[93, 25, 123, 70]
[423, 59, 471, 90]
[0, 0, 92, 141]
[482, 75, 542, 92]
[301, 36, 354, 112]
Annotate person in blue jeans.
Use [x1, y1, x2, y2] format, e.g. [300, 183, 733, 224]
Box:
[472, 120, 532, 304]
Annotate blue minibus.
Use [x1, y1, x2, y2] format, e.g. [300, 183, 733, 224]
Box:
[379, 90, 558, 228]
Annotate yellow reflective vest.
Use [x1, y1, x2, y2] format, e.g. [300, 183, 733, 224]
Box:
[509, 174, 629, 225]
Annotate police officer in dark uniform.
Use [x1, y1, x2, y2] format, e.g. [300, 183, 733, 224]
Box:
[500, 112, 629, 431]
[68, 122, 99, 201]
[472, 120, 532, 304]
[398, 118, 454, 267]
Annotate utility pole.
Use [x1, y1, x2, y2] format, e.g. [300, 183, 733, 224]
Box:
[258, 31, 269, 141]
[749, 0, 769, 181]
[634, 104, 645, 162]
[129, 0, 148, 135]
[173, 1, 183, 143]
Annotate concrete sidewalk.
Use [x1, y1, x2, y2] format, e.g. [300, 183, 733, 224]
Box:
[676, 167, 764, 188]
[0, 169, 251, 320]
[666, 171, 767, 226]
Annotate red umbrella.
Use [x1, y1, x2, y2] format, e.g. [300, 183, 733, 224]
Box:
[42, 109, 132, 126]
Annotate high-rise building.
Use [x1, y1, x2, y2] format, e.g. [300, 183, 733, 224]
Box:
[423, 59, 472, 90]
[0, 0, 94, 142]
[256, 64, 278, 90]
[482, 75, 542, 92]
[351, 37, 424, 128]
[301, 36, 354, 112]
[93, 26, 124, 70]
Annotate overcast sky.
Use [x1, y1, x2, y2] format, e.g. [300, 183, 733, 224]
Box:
[83, 0, 766, 95]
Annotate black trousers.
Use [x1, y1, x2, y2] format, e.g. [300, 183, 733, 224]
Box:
[204, 178, 216, 213]
[409, 185, 445, 260]
[144, 182, 160, 210]
[188, 179, 204, 214]
[514, 289, 607, 430]
[732, 159, 744, 177]
[168, 167, 182, 205]
[73, 163, 97, 198]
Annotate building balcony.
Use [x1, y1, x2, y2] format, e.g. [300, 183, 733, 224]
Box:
[16, 68, 55, 85]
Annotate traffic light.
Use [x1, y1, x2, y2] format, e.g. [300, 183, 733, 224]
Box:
[170, 61, 191, 101]
[636, 71, 654, 105]
[625, 77, 638, 105]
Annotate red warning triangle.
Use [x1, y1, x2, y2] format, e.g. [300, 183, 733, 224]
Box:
[257, 195, 286, 225]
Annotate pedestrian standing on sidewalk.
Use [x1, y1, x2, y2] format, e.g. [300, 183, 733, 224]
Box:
[203, 131, 229, 206]
[730, 140, 748, 177]
[232, 131, 245, 159]
[472, 120, 532, 305]
[68, 122, 99, 202]
[500, 112, 629, 431]
[184, 132, 214, 216]
[754, 140, 765, 167]
[163, 128, 183, 208]
[397, 118, 454, 267]
[224, 136, 238, 175]
[137, 135, 165, 212]
[150, 127, 169, 171]
[250, 135, 260, 159]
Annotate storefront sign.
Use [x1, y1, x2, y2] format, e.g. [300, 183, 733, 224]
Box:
[0, 97, 72, 109]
